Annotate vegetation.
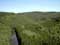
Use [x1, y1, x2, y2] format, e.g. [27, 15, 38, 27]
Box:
[0, 11, 60, 45]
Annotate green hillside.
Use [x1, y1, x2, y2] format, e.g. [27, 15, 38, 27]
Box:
[0, 11, 60, 45]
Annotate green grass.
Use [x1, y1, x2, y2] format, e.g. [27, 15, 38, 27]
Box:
[0, 11, 60, 45]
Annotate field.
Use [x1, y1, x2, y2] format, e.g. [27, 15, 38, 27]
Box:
[0, 11, 60, 45]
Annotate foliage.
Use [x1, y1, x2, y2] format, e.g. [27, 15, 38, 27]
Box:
[0, 12, 60, 45]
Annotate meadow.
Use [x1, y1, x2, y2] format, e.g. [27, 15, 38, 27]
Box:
[0, 11, 60, 45]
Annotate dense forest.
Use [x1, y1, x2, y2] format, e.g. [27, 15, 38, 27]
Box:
[0, 11, 60, 45]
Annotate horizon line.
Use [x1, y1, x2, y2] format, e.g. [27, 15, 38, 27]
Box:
[0, 10, 60, 13]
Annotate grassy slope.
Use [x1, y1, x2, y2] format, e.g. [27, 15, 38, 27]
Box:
[0, 12, 60, 45]
[0, 12, 16, 45]
[16, 12, 60, 45]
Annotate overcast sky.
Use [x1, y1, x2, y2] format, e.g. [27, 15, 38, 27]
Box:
[0, 0, 60, 12]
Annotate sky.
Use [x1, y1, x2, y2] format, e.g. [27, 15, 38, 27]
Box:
[0, 0, 60, 13]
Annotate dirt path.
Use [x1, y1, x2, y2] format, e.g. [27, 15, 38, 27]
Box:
[10, 33, 18, 45]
